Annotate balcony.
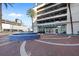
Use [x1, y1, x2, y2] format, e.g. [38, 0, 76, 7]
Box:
[37, 3, 67, 15]
[37, 16, 67, 24]
[37, 3, 56, 11]
[37, 7, 67, 17]
[37, 9, 67, 20]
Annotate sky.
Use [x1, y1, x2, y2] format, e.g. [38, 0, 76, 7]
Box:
[2, 3, 36, 28]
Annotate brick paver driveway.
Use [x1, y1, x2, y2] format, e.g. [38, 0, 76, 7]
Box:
[0, 35, 22, 56]
[25, 34, 79, 56]
[0, 34, 79, 56]
[0, 42, 22, 56]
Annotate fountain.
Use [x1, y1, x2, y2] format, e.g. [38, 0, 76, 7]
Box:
[7, 32, 40, 41]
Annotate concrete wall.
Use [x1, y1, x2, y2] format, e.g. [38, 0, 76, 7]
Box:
[71, 4, 79, 22]
[67, 3, 79, 34]
[73, 23, 79, 34]
[21, 26, 28, 31]
[2, 23, 11, 29]
[33, 22, 38, 32]
[33, 7, 38, 32]
[2, 23, 27, 32]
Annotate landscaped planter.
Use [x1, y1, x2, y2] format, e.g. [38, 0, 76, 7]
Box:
[8, 32, 40, 41]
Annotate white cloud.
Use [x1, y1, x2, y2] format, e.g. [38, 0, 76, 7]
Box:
[8, 13, 23, 17]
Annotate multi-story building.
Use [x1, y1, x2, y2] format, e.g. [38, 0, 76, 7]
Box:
[33, 3, 79, 34]
[0, 19, 28, 32]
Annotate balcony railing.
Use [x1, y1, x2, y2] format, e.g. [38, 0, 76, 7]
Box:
[37, 16, 67, 24]
[37, 9, 67, 20]
[37, 3, 67, 15]
[37, 7, 67, 17]
[37, 3, 56, 11]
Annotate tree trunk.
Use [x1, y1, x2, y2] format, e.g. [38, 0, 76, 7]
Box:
[32, 18, 34, 32]
[0, 3, 2, 32]
[68, 3, 73, 35]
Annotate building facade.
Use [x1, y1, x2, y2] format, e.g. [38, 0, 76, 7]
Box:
[0, 19, 28, 32]
[33, 3, 79, 34]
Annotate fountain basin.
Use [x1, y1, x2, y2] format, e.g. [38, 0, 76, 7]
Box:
[8, 32, 40, 41]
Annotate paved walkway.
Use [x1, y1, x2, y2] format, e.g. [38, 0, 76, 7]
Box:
[0, 34, 79, 56]
[25, 34, 79, 56]
[25, 40, 79, 56]
[0, 35, 22, 56]
[35, 40, 79, 46]
[0, 41, 22, 56]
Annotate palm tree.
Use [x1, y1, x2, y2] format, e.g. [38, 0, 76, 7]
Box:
[68, 3, 73, 35]
[0, 3, 13, 32]
[27, 8, 36, 32]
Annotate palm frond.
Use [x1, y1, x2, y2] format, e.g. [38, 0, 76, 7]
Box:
[8, 3, 14, 7]
[4, 3, 14, 8]
[27, 8, 36, 18]
[4, 3, 8, 8]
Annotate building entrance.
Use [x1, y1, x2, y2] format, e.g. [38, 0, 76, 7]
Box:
[38, 24, 66, 34]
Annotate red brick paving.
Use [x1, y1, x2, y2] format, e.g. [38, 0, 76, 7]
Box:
[0, 35, 7, 39]
[0, 34, 79, 56]
[40, 34, 79, 44]
[25, 40, 79, 56]
[0, 41, 22, 56]
[40, 34, 68, 39]
[0, 34, 23, 56]
[25, 34, 79, 56]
